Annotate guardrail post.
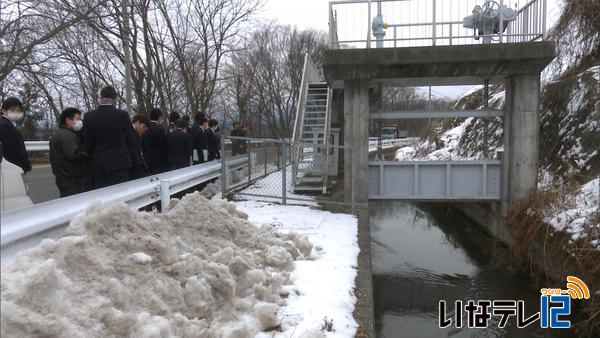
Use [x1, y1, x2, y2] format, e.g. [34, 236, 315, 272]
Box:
[160, 179, 170, 213]
[282, 141, 287, 205]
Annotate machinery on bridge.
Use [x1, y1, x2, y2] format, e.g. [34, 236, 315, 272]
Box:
[463, 0, 518, 44]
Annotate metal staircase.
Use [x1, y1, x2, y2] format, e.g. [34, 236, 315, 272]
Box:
[291, 55, 332, 193]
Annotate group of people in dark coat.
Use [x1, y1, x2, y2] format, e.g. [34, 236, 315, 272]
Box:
[1, 85, 226, 199]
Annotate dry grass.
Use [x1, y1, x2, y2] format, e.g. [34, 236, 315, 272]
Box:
[507, 187, 600, 336]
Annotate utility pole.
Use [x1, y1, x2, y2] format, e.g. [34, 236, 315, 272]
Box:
[121, 0, 133, 114]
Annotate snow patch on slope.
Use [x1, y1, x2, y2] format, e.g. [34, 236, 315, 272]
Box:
[543, 178, 600, 247]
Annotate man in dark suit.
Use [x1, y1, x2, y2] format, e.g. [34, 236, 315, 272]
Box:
[165, 119, 191, 170]
[129, 114, 151, 180]
[142, 108, 166, 174]
[83, 86, 137, 189]
[206, 118, 221, 161]
[193, 116, 208, 164]
[0, 97, 31, 173]
[190, 113, 205, 164]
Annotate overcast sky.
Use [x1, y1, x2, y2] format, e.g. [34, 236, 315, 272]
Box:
[259, 0, 562, 98]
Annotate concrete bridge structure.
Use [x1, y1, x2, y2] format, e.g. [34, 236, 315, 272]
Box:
[323, 41, 556, 207]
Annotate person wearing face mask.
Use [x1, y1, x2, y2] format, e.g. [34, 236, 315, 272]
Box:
[0, 97, 31, 173]
[49, 107, 87, 197]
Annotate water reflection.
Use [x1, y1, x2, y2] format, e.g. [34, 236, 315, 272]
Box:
[370, 201, 574, 338]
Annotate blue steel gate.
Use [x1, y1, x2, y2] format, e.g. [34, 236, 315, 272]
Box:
[368, 160, 501, 201]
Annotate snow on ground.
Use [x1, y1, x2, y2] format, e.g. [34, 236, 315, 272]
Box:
[236, 201, 359, 338]
[228, 168, 360, 337]
[543, 178, 600, 247]
[1, 192, 317, 337]
[238, 166, 316, 206]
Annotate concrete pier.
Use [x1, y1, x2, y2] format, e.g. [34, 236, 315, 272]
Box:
[503, 74, 541, 203]
[343, 80, 370, 204]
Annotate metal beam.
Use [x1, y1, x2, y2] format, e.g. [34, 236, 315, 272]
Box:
[370, 109, 504, 119]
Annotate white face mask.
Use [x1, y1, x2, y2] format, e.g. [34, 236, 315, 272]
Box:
[73, 120, 83, 131]
[5, 111, 23, 122]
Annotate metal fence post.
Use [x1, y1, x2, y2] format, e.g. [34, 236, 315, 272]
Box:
[264, 144, 268, 177]
[247, 141, 252, 184]
[282, 141, 287, 205]
[277, 143, 281, 170]
[221, 137, 226, 199]
[160, 179, 170, 212]
[432, 0, 437, 46]
[351, 146, 356, 212]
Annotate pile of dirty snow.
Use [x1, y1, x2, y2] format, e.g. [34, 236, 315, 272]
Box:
[1, 192, 314, 337]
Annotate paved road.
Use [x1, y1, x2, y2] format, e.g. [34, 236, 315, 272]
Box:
[25, 165, 59, 204]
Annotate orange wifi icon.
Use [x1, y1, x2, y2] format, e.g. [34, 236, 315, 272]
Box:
[565, 276, 590, 300]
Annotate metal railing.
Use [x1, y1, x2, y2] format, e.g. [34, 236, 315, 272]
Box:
[291, 54, 324, 188]
[1, 157, 247, 264]
[24, 141, 50, 152]
[329, 0, 547, 48]
[368, 137, 420, 151]
[23, 140, 252, 153]
[222, 136, 356, 210]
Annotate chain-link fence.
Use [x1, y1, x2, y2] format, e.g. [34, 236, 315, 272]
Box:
[221, 136, 355, 211]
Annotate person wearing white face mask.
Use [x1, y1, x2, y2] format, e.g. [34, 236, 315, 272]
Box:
[49, 107, 87, 197]
[0, 97, 31, 173]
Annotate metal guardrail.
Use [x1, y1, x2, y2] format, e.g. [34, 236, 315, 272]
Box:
[329, 0, 546, 48]
[24, 141, 50, 152]
[0, 157, 247, 264]
[23, 139, 264, 153]
[368, 137, 419, 151]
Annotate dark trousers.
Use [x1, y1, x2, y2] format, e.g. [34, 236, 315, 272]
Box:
[91, 166, 129, 189]
[55, 175, 85, 197]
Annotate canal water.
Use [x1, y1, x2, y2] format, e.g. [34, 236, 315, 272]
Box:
[370, 201, 575, 338]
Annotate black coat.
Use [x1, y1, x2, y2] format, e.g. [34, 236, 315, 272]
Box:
[0, 115, 31, 173]
[83, 105, 136, 173]
[205, 128, 221, 161]
[128, 128, 149, 179]
[49, 127, 86, 178]
[166, 128, 190, 170]
[193, 127, 207, 163]
[142, 121, 166, 174]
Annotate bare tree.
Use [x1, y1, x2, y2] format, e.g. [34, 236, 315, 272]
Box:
[224, 24, 327, 137]
[0, 0, 109, 81]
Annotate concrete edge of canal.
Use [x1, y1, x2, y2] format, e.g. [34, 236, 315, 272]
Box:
[353, 205, 376, 337]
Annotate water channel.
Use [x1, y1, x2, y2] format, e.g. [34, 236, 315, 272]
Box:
[370, 201, 575, 337]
